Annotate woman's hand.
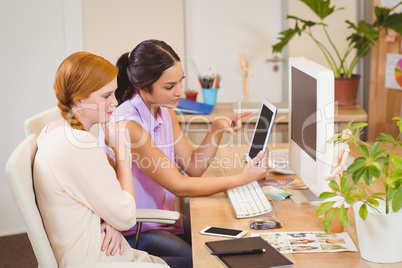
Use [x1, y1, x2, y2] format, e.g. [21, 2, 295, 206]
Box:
[101, 221, 125, 256]
[242, 150, 270, 182]
[102, 121, 131, 161]
[211, 112, 251, 136]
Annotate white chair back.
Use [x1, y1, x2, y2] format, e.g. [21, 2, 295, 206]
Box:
[24, 107, 101, 137]
[24, 107, 60, 137]
[6, 134, 59, 267]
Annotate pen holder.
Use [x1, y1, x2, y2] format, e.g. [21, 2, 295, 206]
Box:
[202, 88, 218, 106]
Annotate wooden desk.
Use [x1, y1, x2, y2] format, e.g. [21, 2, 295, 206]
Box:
[176, 103, 367, 145]
[190, 143, 399, 268]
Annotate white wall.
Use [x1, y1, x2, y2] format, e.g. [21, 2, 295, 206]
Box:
[82, 0, 185, 71]
[0, 0, 81, 236]
[184, 0, 285, 104]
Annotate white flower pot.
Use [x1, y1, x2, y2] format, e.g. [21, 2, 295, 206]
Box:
[354, 200, 402, 263]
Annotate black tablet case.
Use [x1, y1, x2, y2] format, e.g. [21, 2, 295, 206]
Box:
[205, 236, 293, 268]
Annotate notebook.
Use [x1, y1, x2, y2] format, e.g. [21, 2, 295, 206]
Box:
[205, 236, 293, 268]
[174, 98, 214, 115]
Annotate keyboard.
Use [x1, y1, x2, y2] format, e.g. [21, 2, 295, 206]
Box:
[227, 181, 272, 218]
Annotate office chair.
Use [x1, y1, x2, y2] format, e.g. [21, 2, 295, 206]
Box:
[24, 107, 61, 137]
[5, 134, 176, 267]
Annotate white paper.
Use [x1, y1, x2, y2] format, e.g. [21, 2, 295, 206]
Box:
[252, 231, 358, 253]
[385, 53, 402, 90]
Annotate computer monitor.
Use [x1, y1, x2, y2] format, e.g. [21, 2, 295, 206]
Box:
[288, 57, 334, 203]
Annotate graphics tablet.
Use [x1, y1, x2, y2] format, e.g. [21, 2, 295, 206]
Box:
[246, 98, 278, 163]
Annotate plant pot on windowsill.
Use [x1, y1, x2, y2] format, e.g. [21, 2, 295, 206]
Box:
[335, 74, 361, 106]
[185, 91, 198, 101]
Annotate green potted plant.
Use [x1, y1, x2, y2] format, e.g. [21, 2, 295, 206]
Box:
[185, 89, 198, 101]
[316, 118, 402, 263]
[272, 0, 402, 105]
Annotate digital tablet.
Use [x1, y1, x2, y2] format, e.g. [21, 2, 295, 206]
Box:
[246, 98, 278, 163]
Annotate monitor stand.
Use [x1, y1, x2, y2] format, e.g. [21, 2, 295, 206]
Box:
[287, 189, 322, 204]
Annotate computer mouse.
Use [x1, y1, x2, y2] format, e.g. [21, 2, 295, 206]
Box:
[249, 217, 282, 230]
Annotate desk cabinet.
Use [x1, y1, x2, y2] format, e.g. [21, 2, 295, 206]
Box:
[176, 103, 367, 146]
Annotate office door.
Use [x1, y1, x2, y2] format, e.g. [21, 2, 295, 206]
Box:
[184, 0, 287, 103]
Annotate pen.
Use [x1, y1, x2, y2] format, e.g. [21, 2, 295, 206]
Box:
[211, 248, 266, 256]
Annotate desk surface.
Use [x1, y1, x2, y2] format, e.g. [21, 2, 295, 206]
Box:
[190, 143, 399, 267]
[176, 102, 367, 124]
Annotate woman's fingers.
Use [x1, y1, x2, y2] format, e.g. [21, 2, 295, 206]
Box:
[229, 111, 251, 132]
[250, 151, 264, 166]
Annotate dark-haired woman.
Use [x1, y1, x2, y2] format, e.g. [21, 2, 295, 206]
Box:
[103, 39, 270, 261]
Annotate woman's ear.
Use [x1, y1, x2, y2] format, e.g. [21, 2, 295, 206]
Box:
[138, 87, 151, 94]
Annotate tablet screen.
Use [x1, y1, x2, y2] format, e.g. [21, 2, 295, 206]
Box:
[247, 99, 277, 161]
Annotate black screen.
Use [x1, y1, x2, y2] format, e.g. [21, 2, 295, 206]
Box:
[291, 67, 317, 161]
[248, 105, 274, 159]
[204, 227, 243, 236]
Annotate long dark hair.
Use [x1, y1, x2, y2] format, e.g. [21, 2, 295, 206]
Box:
[115, 39, 181, 105]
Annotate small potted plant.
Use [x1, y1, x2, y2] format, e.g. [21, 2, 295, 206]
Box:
[272, 0, 402, 105]
[316, 118, 402, 263]
[185, 89, 198, 101]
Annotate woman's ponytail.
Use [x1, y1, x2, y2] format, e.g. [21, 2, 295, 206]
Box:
[115, 52, 136, 105]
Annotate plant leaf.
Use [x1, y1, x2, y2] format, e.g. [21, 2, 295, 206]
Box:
[300, 0, 337, 20]
[358, 144, 370, 158]
[319, 192, 337, 201]
[316, 201, 336, 217]
[391, 155, 402, 168]
[392, 188, 402, 213]
[367, 198, 379, 207]
[375, 156, 389, 164]
[328, 179, 341, 192]
[356, 187, 365, 198]
[370, 142, 380, 158]
[364, 168, 373, 185]
[386, 173, 402, 187]
[327, 133, 343, 144]
[337, 205, 348, 227]
[375, 133, 395, 143]
[340, 174, 350, 193]
[323, 208, 337, 233]
[359, 203, 368, 220]
[349, 122, 367, 131]
[394, 116, 402, 133]
[352, 167, 365, 184]
[369, 164, 381, 179]
[272, 27, 301, 53]
[346, 185, 357, 193]
[383, 13, 402, 34]
[345, 195, 355, 204]
[387, 187, 397, 201]
[370, 192, 385, 199]
[346, 157, 366, 174]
